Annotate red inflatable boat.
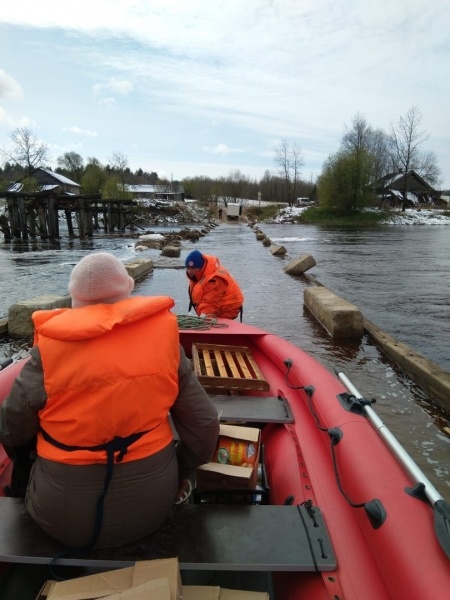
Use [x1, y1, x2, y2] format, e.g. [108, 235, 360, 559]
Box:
[1, 319, 449, 599]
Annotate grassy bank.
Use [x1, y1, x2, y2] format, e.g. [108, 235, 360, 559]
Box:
[299, 207, 390, 225]
[244, 204, 392, 225]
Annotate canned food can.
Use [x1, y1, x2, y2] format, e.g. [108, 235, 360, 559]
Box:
[214, 436, 258, 467]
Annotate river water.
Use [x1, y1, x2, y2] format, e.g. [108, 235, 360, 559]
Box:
[0, 221, 449, 501]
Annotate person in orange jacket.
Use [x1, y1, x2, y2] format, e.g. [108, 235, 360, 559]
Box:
[0, 252, 219, 549]
[185, 250, 244, 320]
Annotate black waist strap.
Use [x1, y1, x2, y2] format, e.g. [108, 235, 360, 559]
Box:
[41, 427, 152, 552]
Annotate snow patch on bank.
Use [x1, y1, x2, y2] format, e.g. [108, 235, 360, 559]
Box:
[270, 206, 450, 225]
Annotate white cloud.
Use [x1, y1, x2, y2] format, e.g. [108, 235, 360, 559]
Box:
[0, 106, 14, 127]
[62, 126, 98, 137]
[93, 78, 133, 97]
[0, 70, 23, 100]
[98, 97, 117, 109]
[0, 1, 449, 186]
[203, 144, 243, 155]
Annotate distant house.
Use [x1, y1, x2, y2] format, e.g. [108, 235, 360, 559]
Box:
[373, 170, 438, 208]
[8, 168, 81, 195]
[125, 183, 185, 202]
[440, 190, 450, 205]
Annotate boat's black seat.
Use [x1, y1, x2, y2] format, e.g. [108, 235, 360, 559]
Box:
[0, 497, 336, 572]
[210, 394, 294, 423]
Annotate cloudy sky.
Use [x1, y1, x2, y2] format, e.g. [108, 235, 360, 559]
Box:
[1, 0, 449, 187]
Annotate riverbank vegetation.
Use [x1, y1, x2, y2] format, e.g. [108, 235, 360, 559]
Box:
[245, 204, 391, 225]
[1, 107, 445, 220]
[297, 207, 390, 225]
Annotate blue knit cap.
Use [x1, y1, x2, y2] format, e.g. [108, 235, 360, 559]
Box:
[185, 249, 205, 269]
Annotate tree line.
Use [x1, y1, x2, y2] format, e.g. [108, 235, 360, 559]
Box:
[0, 105, 442, 212]
[318, 106, 441, 211]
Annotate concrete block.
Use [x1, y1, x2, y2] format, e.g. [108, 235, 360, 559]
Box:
[124, 258, 154, 280]
[161, 246, 181, 258]
[270, 244, 287, 256]
[364, 318, 450, 413]
[8, 295, 71, 341]
[262, 238, 271, 247]
[284, 254, 316, 275]
[256, 232, 266, 241]
[304, 287, 363, 339]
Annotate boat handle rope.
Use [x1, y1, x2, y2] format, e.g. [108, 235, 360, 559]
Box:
[336, 368, 450, 560]
[282, 358, 387, 529]
[176, 314, 229, 330]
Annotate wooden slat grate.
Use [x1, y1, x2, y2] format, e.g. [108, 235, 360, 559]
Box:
[192, 343, 270, 391]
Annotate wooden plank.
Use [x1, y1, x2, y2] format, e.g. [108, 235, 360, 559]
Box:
[224, 350, 240, 378]
[213, 348, 228, 377]
[203, 348, 214, 376]
[192, 344, 270, 391]
[236, 351, 252, 380]
[192, 350, 202, 377]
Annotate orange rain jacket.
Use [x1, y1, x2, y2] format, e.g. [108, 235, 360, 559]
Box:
[32, 296, 180, 465]
[187, 253, 244, 319]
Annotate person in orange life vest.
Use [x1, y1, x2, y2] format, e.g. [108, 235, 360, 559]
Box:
[0, 252, 219, 549]
[185, 250, 244, 319]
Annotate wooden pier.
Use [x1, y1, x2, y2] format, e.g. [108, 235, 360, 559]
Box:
[0, 192, 138, 241]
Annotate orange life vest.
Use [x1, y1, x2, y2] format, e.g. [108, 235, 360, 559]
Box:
[188, 254, 244, 319]
[32, 296, 180, 465]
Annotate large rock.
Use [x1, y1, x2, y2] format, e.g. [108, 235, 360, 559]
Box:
[8, 295, 71, 341]
[283, 254, 316, 275]
[304, 287, 363, 339]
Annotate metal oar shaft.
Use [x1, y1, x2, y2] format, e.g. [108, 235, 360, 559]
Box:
[336, 370, 443, 506]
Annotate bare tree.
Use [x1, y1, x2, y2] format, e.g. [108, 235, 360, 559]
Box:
[108, 151, 129, 189]
[1, 127, 50, 175]
[273, 140, 303, 206]
[417, 150, 441, 187]
[222, 169, 249, 202]
[367, 128, 391, 183]
[389, 106, 440, 210]
[342, 113, 373, 154]
[57, 151, 84, 183]
[342, 114, 391, 182]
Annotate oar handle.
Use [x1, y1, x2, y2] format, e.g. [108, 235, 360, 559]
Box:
[335, 369, 444, 506]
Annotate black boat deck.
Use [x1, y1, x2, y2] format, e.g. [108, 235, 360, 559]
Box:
[0, 498, 336, 571]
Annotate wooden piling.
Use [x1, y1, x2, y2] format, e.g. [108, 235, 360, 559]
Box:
[1, 193, 137, 242]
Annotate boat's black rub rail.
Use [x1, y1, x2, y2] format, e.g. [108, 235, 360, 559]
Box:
[0, 498, 336, 572]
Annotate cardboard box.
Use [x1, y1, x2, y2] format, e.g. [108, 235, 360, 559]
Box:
[36, 580, 57, 600]
[36, 568, 269, 600]
[37, 558, 181, 600]
[183, 587, 269, 600]
[194, 445, 269, 505]
[196, 424, 261, 491]
[183, 586, 220, 600]
[219, 591, 269, 600]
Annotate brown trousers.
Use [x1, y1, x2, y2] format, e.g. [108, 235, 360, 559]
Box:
[25, 442, 178, 548]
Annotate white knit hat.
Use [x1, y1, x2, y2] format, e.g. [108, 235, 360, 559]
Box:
[68, 252, 135, 308]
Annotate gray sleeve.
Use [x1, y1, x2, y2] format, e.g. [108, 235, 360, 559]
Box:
[170, 345, 220, 481]
[0, 347, 47, 446]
